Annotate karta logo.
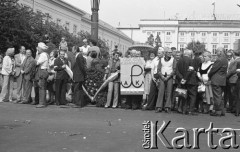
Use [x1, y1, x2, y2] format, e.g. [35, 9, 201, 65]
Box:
[142, 121, 240, 150]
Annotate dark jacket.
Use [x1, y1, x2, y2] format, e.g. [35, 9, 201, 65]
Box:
[54, 57, 69, 80]
[176, 56, 198, 85]
[227, 57, 240, 83]
[73, 53, 86, 82]
[21, 56, 36, 80]
[208, 56, 228, 86]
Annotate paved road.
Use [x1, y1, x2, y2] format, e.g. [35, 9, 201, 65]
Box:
[0, 102, 240, 152]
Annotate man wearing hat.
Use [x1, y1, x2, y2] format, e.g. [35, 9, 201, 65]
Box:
[0, 48, 15, 102]
[80, 39, 90, 58]
[35, 42, 49, 108]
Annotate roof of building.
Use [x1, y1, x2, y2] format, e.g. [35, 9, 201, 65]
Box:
[51, 0, 85, 16]
[59, 0, 133, 42]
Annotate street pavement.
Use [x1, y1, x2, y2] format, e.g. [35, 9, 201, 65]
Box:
[0, 102, 240, 152]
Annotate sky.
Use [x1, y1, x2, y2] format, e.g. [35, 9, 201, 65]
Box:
[65, 0, 240, 27]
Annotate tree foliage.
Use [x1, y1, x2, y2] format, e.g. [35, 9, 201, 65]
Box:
[0, 0, 109, 56]
[186, 41, 206, 55]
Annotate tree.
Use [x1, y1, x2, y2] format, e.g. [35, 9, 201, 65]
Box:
[186, 41, 206, 55]
[155, 34, 162, 47]
[146, 34, 154, 46]
[0, 0, 109, 57]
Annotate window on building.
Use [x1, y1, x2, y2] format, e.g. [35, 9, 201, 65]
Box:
[166, 32, 171, 36]
[180, 32, 184, 36]
[224, 32, 229, 37]
[213, 32, 217, 37]
[157, 32, 161, 35]
[236, 33, 239, 37]
[202, 32, 206, 37]
[212, 45, 217, 54]
[224, 45, 229, 51]
[65, 22, 70, 31]
[180, 44, 184, 51]
[191, 32, 195, 37]
[73, 25, 77, 34]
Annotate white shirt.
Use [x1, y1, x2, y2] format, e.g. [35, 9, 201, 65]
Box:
[151, 57, 160, 75]
[37, 52, 49, 70]
[80, 45, 90, 57]
[161, 57, 174, 75]
[1, 56, 13, 75]
[20, 54, 26, 64]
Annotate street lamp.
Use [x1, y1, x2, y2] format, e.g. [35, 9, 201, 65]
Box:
[90, 0, 100, 42]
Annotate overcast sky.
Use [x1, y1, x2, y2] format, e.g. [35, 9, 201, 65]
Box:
[65, 0, 240, 27]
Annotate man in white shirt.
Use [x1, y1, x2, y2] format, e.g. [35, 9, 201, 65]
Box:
[80, 39, 90, 58]
[0, 48, 15, 102]
[14, 46, 26, 103]
[143, 47, 164, 110]
[155, 47, 176, 113]
[35, 42, 49, 108]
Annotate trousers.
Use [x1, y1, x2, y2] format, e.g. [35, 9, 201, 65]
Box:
[55, 79, 67, 105]
[22, 78, 33, 102]
[156, 78, 173, 108]
[0, 75, 14, 102]
[211, 84, 224, 112]
[105, 81, 119, 107]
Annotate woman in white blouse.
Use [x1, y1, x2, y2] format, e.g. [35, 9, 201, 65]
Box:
[197, 51, 213, 114]
[0, 48, 15, 102]
[142, 51, 156, 105]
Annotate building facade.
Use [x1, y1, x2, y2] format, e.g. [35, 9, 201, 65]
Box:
[18, 0, 133, 54]
[118, 19, 240, 53]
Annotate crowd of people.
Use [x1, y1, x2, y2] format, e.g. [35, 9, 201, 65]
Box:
[0, 37, 240, 117]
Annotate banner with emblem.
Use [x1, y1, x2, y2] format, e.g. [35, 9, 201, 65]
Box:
[120, 58, 145, 95]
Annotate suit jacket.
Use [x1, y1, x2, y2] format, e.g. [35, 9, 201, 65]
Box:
[73, 53, 86, 82]
[54, 57, 69, 80]
[176, 56, 198, 85]
[227, 57, 240, 83]
[208, 56, 228, 86]
[14, 53, 22, 77]
[21, 56, 36, 80]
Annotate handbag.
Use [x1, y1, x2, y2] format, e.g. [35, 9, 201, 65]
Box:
[198, 83, 206, 93]
[174, 86, 188, 99]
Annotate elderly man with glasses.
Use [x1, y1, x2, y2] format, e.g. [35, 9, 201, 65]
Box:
[155, 47, 176, 113]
